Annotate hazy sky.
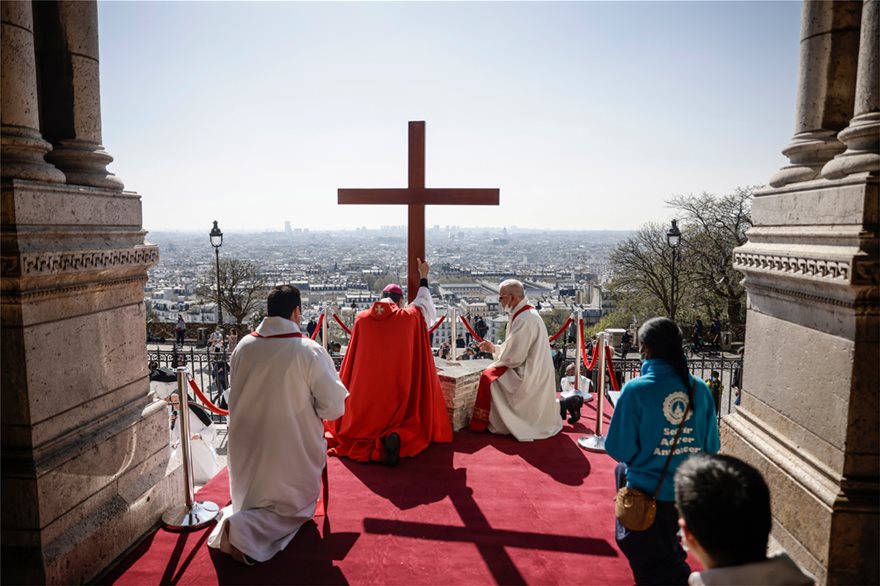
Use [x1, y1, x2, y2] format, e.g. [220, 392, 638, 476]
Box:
[97, 1, 802, 233]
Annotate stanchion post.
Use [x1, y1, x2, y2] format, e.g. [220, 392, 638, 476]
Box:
[574, 311, 582, 392]
[447, 306, 460, 365]
[321, 304, 329, 350]
[162, 367, 220, 531]
[579, 333, 608, 453]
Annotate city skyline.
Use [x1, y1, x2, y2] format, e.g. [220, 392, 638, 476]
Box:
[98, 1, 800, 233]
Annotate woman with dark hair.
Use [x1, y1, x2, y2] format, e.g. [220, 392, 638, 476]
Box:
[606, 317, 720, 585]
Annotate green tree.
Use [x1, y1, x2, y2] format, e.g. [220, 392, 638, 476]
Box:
[541, 309, 573, 341]
[586, 310, 633, 338]
[363, 271, 397, 292]
[197, 258, 269, 326]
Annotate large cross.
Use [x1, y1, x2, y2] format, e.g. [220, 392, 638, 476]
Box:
[339, 121, 500, 301]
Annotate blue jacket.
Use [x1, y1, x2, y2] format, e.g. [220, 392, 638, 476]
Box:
[606, 358, 720, 501]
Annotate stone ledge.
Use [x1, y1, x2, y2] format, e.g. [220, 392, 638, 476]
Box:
[1, 178, 144, 226]
[435, 358, 490, 431]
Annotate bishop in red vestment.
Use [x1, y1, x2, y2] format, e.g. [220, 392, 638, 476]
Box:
[325, 259, 452, 465]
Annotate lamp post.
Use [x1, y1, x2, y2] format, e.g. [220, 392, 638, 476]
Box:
[209, 220, 223, 326]
[666, 219, 681, 321]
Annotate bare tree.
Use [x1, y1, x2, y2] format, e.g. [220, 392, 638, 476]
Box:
[607, 222, 691, 321]
[197, 258, 269, 326]
[667, 186, 754, 325]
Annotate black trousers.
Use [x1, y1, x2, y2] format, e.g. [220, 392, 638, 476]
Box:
[614, 462, 690, 585]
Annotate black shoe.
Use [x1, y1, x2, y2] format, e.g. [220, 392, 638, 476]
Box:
[383, 432, 400, 467]
[561, 395, 584, 425]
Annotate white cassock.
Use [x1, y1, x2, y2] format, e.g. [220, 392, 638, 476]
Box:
[561, 375, 594, 401]
[170, 404, 221, 485]
[487, 298, 562, 441]
[207, 316, 348, 563]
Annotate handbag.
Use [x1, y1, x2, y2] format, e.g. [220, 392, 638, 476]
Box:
[615, 380, 694, 531]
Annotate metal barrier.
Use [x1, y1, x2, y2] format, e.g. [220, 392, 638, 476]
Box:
[147, 345, 345, 423]
[564, 353, 743, 424]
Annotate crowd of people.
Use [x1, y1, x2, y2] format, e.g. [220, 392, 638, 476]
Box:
[150, 265, 805, 584]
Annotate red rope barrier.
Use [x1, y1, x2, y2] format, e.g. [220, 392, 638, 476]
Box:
[427, 313, 446, 334]
[331, 313, 351, 336]
[459, 315, 485, 344]
[310, 313, 324, 341]
[548, 317, 573, 343]
[579, 319, 599, 370]
[188, 378, 229, 416]
[605, 346, 621, 391]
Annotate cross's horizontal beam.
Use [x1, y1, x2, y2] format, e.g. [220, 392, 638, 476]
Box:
[338, 188, 500, 206]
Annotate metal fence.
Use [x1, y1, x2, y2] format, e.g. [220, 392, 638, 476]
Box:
[561, 353, 743, 424]
[147, 345, 345, 424]
[149, 344, 742, 426]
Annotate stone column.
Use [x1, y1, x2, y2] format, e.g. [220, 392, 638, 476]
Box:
[1, 2, 178, 583]
[822, 0, 880, 179]
[769, 2, 862, 188]
[730, 3, 878, 584]
[0, 0, 65, 183]
[33, 0, 123, 189]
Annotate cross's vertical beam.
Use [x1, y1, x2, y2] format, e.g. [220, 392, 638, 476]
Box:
[407, 121, 426, 302]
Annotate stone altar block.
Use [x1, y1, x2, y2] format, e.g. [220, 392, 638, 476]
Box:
[434, 358, 491, 431]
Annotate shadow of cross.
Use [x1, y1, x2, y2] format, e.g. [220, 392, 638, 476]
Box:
[362, 487, 616, 584]
[338, 121, 500, 302]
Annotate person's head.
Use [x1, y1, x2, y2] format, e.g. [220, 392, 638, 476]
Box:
[498, 279, 525, 311]
[638, 317, 690, 390]
[675, 454, 772, 569]
[148, 360, 159, 372]
[710, 370, 720, 380]
[382, 283, 404, 307]
[267, 284, 302, 322]
[168, 392, 180, 409]
[566, 363, 576, 376]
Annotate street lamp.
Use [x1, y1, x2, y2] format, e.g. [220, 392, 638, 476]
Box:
[666, 219, 682, 321]
[210, 220, 223, 326]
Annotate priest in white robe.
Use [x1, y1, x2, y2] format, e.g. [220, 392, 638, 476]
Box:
[471, 279, 576, 441]
[207, 284, 348, 564]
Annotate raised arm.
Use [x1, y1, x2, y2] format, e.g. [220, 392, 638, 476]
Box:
[408, 257, 436, 326]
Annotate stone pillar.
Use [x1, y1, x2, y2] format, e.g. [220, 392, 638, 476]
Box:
[33, 0, 123, 189]
[769, 2, 862, 188]
[0, 1, 65, 183]
[730, 3, 878, 584]
[0, 2, 179, 583]
[822, 0, 880, 179]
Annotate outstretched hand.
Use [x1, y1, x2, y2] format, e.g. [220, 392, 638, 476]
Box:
[417, 257, 430, 279]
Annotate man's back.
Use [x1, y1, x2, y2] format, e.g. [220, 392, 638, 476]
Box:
[229, 317, 347, 514]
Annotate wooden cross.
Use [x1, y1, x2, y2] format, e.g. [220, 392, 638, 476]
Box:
[339, 121, 500, 302]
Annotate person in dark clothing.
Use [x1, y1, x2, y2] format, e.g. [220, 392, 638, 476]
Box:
[693, 318, 705, 351]
[306, 318, 317, 338]
[475, 316, 489, 341]
[709, 318, 722, 351]
[175, 314, 186, 346]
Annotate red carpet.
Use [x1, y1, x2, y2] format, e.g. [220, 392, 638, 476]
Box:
[101, 402, 696, 585]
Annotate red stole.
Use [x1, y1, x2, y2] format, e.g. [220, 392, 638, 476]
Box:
[250, 331, 304, 338]
[468, 305, 534, 432]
